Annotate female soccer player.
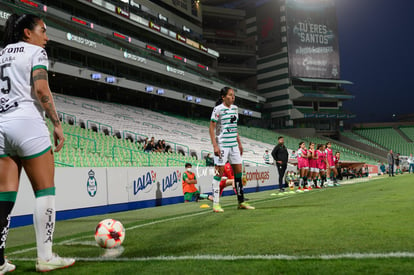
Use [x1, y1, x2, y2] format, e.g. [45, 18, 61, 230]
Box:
[307, 142, 318, 190]
[209, 87, 254, 212]
[316, 144, 327, 188]
[0, 14, 75, 273]
[326, 142, 338, 185]
[334, 152, 341, 186]
[297, 142, 309, 190]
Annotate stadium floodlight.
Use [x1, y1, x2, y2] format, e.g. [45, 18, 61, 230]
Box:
[185, 95, 193, 101]
[145, 86, 154, 93]
[243, 110, 253, 116]
[105, 76, 116, 84]
[156, 89, 165, 95]
[91, 73, 101, 80]
[195, 98, 201, 104]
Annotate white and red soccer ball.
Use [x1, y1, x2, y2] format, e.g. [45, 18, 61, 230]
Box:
[95, 219, 125, 249]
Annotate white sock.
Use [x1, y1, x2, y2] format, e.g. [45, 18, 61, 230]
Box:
[34, 195, 55, 261]
[212, 177, 220, 205]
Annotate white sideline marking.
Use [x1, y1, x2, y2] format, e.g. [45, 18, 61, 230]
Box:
[6, 191, 315, 256]
[11, 252, 414, 262]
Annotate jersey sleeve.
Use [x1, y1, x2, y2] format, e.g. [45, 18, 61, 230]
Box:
[32, 47, 49, 72]
[210, 106, 219, 122]
[182, 173, 188, 182]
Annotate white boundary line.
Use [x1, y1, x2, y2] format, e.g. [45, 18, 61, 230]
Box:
[8, 194, 293, 256]
[11, 252, 414, 262]
[7, 189, 325, 261]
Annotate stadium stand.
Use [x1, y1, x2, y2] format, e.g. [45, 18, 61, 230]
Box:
[52, 94, 378, 167]
[53, 94, 273, 167]
[353, 127, 414, 156]
[341, 131, 386, 150]
[399, 126, 414, 142]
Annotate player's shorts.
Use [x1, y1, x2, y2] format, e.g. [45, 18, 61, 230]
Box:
[319, 163, 327, 171]
[328, 159, 335, 167]
[329, 165, 335, 169]
[297, 158, 309, 169]
[184, 190, 200, 201]
[0, 118, 51, 159]
[214, 146, 242, 166]
[310, 167, 319, 173]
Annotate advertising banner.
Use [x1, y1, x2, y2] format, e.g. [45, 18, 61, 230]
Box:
[286, 0, 340, 79]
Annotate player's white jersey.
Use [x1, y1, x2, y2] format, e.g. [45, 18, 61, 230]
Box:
[210, 103, 238, 148]
[0, 41, 48, 121]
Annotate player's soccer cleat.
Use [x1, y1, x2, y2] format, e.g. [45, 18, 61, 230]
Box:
[334, 183, 341, 187]
[315, 186, 322, 189]
[238, 202, 255, 210]
[0, 260, 15, 274]
[213, 204, 224, 213]
[35, 253, 75, 272]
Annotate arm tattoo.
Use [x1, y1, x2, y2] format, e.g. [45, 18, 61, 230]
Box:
[40, 95, 50, 103]
[33, 70, 48, 82]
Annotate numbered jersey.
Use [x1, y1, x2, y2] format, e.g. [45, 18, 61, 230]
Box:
[0, 41, 48, 120]
[210, 103, 239, 148]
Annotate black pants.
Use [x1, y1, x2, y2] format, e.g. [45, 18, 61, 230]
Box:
[276, 163, 287, 190]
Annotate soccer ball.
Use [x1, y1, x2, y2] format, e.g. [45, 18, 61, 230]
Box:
[95, 219, 125, 249]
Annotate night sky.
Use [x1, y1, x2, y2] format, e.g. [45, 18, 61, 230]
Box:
[336, 0, 414, 123]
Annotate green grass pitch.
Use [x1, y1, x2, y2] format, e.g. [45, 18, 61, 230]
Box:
[5, 174, 414, 274]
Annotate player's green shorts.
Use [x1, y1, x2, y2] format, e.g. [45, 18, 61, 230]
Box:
[184, 191, 200, 201]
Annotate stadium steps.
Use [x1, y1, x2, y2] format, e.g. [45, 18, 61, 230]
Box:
[393, 126, 413, 143]
[332, 134, 387, 163]
[399, 126, 414, 142]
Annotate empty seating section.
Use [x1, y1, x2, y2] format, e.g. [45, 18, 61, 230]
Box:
[354, 127, 414, 155]
[52, 94, 378, 167]
[53, 94, 272, 167]
[399, 126, 414, 142]
[341, 131, 385, 150]
[301, 136, 375, 164]
[50, 122, 202, 168]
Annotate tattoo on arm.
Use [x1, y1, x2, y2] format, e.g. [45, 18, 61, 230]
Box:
[40, 95, 49, 103]
[33, 70, 48, 82]
[33, 70, 60, 126]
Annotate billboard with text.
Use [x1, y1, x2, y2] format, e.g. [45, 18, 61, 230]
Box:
[286, 0, 340, 79]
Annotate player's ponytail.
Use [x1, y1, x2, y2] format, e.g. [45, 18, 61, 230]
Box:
[215, 86, 232, 106]
[3, 13, 41, 47]
[299, 141, 304, 148]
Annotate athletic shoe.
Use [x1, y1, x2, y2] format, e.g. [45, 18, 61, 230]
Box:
[327, 183, 334, 187]
[213, 204, 224, 213]
[315, 186, 322, 189]
[334, 183, 341, 187]
[238, 202, 255, 210]
[35, 253, 75, 272]
[0, 260, 15, 274]
[306, 186, 313, 190]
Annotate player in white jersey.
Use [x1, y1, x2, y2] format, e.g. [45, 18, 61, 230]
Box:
[0, 14, 75, 273]
[209, 87, 254, 212]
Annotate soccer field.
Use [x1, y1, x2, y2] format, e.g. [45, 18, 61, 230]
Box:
[6, 175, 414, 274]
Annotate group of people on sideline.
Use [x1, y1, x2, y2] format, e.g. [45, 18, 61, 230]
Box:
[271, 138, 341, 192]
[384, 150, 413, 176]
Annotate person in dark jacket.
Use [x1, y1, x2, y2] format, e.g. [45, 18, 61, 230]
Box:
[271, 136, 289, 192]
